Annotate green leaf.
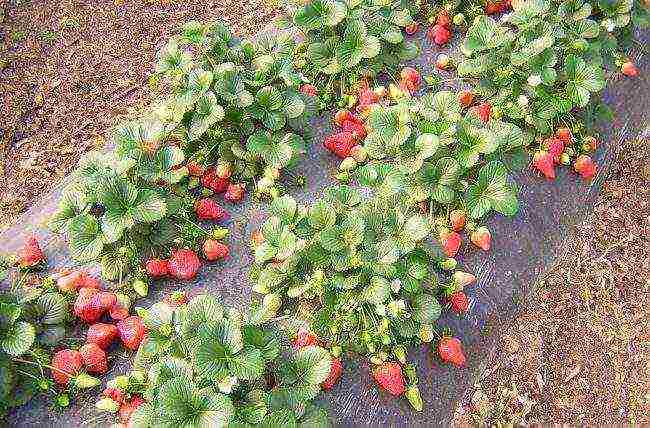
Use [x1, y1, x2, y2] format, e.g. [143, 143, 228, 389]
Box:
[230, 347, 265, 380]
[564, 55, 606, 108]
[411, 294, 441, 323]
[308, 201, 337, 230]
[403, 215, 430, 242]
[465, 161, 519, 219]
[462, 16, 513, 56]
[68, 214, 105, 262]
[35, 293, 68, 325]
[188, 91, 224, 141]
[1, 321, 35, 357]
[294, 0, 348, 31]
[292, 346, 332, 385]
[159, 378, 234, 427]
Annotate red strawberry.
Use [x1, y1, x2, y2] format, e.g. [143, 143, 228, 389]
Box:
[201, 168, 229, 193]
[555, 127, 573, 143]
[440, 230, 462, 257]
[292, 328, 318, 350]
[87, 323, 119, 349]
[400, 67, 422, 92]
[427, 24, 451, 46]
[574, 155, 596, 180]
[405, 22, 419, 35]
[437, 336, 466, 367]
[334, 110, 363, 127]
[103, 387, 125, 404]
[195, 198, 228, 221]
[449, 291, 469, 313]
[110, 294, 130, 321]
[356, 86, 379, 113]
[470, 226, 491, 251]
[168, 249, 201, 281]
[341, 120, 367, 140]
[224, 183, 246, 203]
[187, 161, 206, 177]
[470, 102, 492, 123]
[51, 349, 82, 386]
[251, 230, 265, 249]
[532, 151, 556, 179]
[74, 288, 103, 323]
[117, 316, 146, 350]
[18, 236, 45, 269]
[449, 210, 466, 232]
[621, 61, 639, 77]
[372, 362, 405, 396]
[322, 357, 343, 390]
[436, 9, 451, 27]
[163, 291, 189, 307]
[119, 395, 145, 423]
[145, 258, 169, 278]
[300, 84, 317, 97]
[485, 1, 500, 14]
[544, 138, 565, 164]
[203, 239, 229, 261]
[323, 132, 356, 159]
[458, 91, 474, 108]
[80, 343, 108, 374]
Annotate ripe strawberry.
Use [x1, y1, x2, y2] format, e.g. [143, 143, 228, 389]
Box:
[321, 357, 343, 390]
[80, 272, 101, 289]
[145, 258, 169, 278]
[51, 349, 82, 386]
[163, 291, 189, 307]
[532, 151, 556, 179]
[117, 316, 146, 350]
[18, 236, 45, 269]
[110, 293, 130, 321]
[555, 127, 573, 143]
[292, 328, 318, 350]
[56, 269, 84, 292]
[372, 362, 405, 396]
[300, 84, 317, 97]
[470, 226, 491, 251]
[436, 9, 451, 27]
[400, 67, 422, 92]
[341, 120, 367, 140]
[621, 61, 639, 77]
[203, 239, 229, 261]
[74, 288, 103, 323]
[168, 249, 201, 281]
[119, 396, 145, 423]
[485, 1, 500, 14]
[80, 343, 108, 374]
[187, 161, 206, 177]
[452, 271, 476, 289]
[356, 86, 379, 113]
[427, 24, 451, 46]
[201, 168, 229, 193]
[574, 155, 596, 180]
[87, 323, 119, 350]
[195, 198, 228, 221]
[458, 90, 474, 108]
[323, 132, 357, 159]
[334, 110, 363, 127]
[449, 291, 469, 313]
[544, 138, 565, 164]
[224, 183, 246, 203]
[470, 102, 492, 123]
[405, 22, 419, 35]
[437, 336, 466, 367]
[439, 230, 462, 257]
[449, 210, 466, 231]
[102, 387, 125, 405]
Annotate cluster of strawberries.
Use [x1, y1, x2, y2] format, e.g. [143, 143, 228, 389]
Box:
[532, 127, 597, 181]
[427, 9, 453, 46]
[323, 110, 367, 160]
[187, 161, 246, 203]
[485, 0, 512, 15]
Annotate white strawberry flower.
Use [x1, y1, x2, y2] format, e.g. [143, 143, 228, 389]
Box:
[217, 376, 238, 394]
[390, 279, 402, 294]
[527, 74, 542, 87]
[517, 94, 529, 106]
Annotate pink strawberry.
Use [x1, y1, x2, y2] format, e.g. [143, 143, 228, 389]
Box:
[400, 67, 422, 92]
[372, 362, 405, 396]
[103, 387, 125, 404]
[449, 291, 469, 313]
[116, 316, 146, 350]
[51, 349, 82, 386]
[119, 396, 145, 423]
[440, 230, 462, 257]
[195, 198, 228, 221]
[427, 24, 451, 46]
[224, 183, 246, 203]
[300, 84, 317, 97]
[574, 155, 596, 180]
[201, 168, 229, 193]
[452, 271, 476, 289]
[18, 236, 45, 269]
[621, 61, 639, 77]
[80, 343, 108, 374]
[438, 336, 466, 367]
[292, 328, 318, 350]
[168, 249, 201, 281]
[470, 226, 491, 251]
[145, 258, 169, 278]
[405, 22, 419, 35]
[449, 210, 466, 231]
[544, 138, 565, 164]
[56, 269, 84, 292]
[203, 239, 229, 261]
[532, 151, 556, 179]
[87, 323, 119, 350]
[322, 357, 343, 390]
[323, 132, 356, 159]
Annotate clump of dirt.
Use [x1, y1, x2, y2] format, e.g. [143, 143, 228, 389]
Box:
[454, 136, 650, 426]
[0, 0, 277, 231]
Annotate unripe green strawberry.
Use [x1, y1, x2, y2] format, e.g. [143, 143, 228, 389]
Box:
[440, 257, 457, 270]
[107, 375, 129, 390]
[262, 293, 282, 315]
[393, 345, 407, 364]
[453, 13, 465, 25]
[350, 145, 367, 163]
[74, 372, 101, 389]
[405, 385, 423, 411]
[339, 157, 357, 171]
[96, 397, 119, 413]
[419, 324, 434, 343]
[132, 279, 149, 297]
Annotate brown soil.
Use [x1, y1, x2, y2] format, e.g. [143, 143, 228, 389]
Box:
[0, 0, 277, 231]
[454, 137, 650, 426]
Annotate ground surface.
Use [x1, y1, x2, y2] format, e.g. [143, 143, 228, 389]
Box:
[1, 1, 649, 427]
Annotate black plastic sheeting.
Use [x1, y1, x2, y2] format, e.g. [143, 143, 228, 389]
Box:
[2, 24, 648, 427]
